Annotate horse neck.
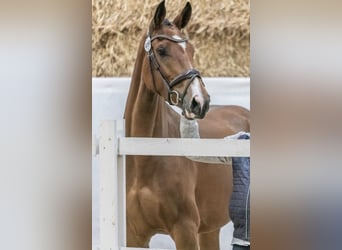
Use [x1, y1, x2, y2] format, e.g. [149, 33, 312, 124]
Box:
[124, 35, 180, 187]
[124, 35, 176, 138]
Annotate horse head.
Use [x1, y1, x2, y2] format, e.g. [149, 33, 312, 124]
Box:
[142, 1, 210, 119]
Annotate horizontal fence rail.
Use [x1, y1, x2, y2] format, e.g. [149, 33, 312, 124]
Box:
[118, 137, 250, 157]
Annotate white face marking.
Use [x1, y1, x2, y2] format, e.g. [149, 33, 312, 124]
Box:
[172, 35, 186, 51]
[190, 78, 204, 107]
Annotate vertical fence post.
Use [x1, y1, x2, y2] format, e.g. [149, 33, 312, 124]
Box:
[116, 120, 126, 248]
[98, 120, 126, 250]
[99, 121, 118, 250]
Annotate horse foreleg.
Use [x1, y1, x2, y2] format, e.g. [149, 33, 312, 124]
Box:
[126, 227, 151, 248]
[171, 219, 200, 250]
[199, 228, 220, 250]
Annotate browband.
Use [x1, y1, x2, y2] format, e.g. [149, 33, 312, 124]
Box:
[150, 34, 188, 43]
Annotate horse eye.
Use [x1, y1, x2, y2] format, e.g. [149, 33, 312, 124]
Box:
[156, 47, 167, 57]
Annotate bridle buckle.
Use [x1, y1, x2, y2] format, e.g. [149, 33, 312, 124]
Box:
[169, 90, 180, 106]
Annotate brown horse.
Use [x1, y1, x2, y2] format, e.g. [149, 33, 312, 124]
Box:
[124, 1, 250, 249]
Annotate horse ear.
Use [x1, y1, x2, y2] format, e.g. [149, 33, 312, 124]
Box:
[173, 2, 192, 29]
[151, 0, 166, 30]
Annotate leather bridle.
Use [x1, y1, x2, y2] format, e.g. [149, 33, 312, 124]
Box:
[144, 31, 204, 106]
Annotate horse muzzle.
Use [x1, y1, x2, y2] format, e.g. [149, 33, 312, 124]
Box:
[183, 93, 210, 119]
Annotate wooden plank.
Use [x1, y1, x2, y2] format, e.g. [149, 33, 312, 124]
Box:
[99, 121, 117, 249]
[116, 120, 126, 248]
[118, 137, 250, 157]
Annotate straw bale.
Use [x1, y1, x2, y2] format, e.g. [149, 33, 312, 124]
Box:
[92, 0, 249, 77]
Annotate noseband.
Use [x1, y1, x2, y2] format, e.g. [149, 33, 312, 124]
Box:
[144, 32, 203, 106]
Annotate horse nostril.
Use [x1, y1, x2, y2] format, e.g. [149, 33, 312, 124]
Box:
[189, 95, 209, 118]
[203, 99, 210, 115]
[190, 96, 201, 115]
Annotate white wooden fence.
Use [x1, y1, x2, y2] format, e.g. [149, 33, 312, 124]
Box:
[93, 119, 250, 250]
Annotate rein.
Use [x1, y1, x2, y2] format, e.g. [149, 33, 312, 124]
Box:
[144, 32, 203, 106]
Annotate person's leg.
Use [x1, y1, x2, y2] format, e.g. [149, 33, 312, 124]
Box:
[230, 133, 251, 250]
[232, 244, 250, 250]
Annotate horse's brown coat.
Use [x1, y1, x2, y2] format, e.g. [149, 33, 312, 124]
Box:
[124, 2, 250, 249]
